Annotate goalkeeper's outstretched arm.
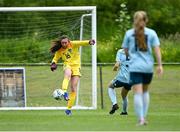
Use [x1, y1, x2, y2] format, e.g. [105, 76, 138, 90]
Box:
[71, 39, 95, 47]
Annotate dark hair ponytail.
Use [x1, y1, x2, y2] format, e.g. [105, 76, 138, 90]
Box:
[50, 35, 69, 54]
[50, 40, 61, 54]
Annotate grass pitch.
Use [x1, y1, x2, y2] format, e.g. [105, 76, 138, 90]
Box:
[0, 65, 179, 131]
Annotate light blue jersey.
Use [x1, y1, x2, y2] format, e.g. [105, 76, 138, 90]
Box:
[114, 49, 130, 84]
[122, 27, 160, 73]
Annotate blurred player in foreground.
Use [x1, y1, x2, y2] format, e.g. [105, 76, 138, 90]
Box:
[122, 11, 163, 125]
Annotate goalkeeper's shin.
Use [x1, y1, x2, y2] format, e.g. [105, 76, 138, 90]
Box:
[62, 77, 70, 92]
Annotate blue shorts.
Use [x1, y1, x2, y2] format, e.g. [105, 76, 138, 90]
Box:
[130, 72, 153, 85]
[112, 80, 132, 90]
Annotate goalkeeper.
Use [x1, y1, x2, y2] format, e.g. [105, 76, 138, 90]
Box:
[108, 49, 132, 115]
[50, 35, 95, 115]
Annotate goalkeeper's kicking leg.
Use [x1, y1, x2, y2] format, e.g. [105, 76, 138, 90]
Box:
[61, 68, 71, 101]
[65, 75, 80, 115]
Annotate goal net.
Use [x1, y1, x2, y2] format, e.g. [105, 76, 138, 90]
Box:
[0, 7, 97, 110]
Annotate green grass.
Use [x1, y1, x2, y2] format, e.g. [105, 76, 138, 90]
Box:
[0, 110, 179, 131]
[0, 65, 180, 131]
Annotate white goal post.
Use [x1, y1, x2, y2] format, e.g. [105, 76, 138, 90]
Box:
[0, 6, 97, 110]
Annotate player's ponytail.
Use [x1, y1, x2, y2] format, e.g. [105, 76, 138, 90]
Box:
[133, 11, 148, 51]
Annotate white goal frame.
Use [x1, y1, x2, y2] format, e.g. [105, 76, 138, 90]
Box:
[0, 6, 97, 110]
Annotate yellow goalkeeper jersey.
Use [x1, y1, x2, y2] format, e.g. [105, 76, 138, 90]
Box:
[52, 40, 89, 68]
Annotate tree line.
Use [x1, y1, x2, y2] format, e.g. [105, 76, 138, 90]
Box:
[0, 0, 179, 39]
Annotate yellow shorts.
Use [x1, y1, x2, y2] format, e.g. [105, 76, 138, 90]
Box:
[63, 64, 81, 76]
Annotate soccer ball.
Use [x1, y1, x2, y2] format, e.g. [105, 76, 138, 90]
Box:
[52, 89, 64, 100]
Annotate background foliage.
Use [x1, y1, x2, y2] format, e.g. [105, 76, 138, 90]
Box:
[0, 0, 179, 63]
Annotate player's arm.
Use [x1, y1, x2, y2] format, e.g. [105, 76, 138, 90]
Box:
[50, 52, 61, 71]
[113, 50, 122, 71]
[122, 31, 129, 57]
[113, 61, 120, 71]
[152, 30, 163, 77]
[154, 46, 163, 76]
[71, 40, 95, 47]
[52, 51, 61, 64]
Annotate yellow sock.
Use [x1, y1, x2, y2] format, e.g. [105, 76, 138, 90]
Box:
[67, 92, 76, 109]
[62, 77, 70, 92]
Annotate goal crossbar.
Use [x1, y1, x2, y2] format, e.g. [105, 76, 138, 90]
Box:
[0, 6, 96, 12]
